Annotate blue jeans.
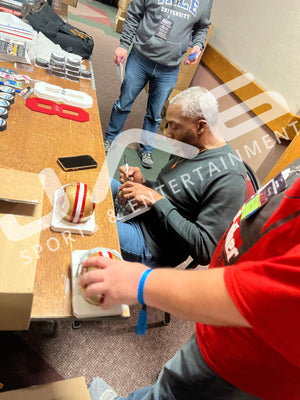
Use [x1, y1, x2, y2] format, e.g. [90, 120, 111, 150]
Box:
[105, 48, 179, 153]
[89, 334, 261, 400]
[111, 178, 157, 267]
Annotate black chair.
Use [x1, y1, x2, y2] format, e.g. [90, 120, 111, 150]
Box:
[163, 161, 260, 325]
[243, 161, 260, 194]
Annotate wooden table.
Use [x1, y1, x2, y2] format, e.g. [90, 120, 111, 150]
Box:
[0, 61, 128, 321]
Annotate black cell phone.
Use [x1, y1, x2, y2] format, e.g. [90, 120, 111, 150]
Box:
[57, 155, 98, 171]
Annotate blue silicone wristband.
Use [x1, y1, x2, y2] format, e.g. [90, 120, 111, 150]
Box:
[137, 269, 153, 305]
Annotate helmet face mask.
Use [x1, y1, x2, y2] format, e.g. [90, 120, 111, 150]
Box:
[57, 182, 95, 224]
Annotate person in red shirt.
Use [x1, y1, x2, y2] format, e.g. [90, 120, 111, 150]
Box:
[80, 159, 300, 400]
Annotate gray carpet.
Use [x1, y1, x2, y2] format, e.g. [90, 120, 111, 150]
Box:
[15, 3, 195, 397]
[20, 308, 194, 397]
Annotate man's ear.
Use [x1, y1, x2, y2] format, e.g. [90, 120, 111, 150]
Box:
[197, 119, 207, 132]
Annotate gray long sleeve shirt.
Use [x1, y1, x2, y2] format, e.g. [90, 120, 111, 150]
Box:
[137, 144, 247, 266]
[120, 0, 213, 66]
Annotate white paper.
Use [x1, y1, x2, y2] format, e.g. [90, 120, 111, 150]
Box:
[0, 13, 35, 39]
[117, 62, 124, 83]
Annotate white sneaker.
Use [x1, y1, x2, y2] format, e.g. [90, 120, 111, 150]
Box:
[89, 377, 118, 400]
[138, 150, 153, 169]
[103, 139, 112, 155]
[99, 389, 118, 400]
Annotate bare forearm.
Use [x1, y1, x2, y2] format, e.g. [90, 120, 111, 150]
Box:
[144, 268, 250, 327]
[79, 258, 250, 328]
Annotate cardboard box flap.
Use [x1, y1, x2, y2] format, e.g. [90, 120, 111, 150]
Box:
[62, 0, 78, 8]
[0, 168, 42, 205]
[0, 168, 45, 330]
[0, 377, 91, 399]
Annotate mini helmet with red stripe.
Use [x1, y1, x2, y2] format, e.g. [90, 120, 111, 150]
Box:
[57, 182, 95, 224]
[78, 248, 123, 306]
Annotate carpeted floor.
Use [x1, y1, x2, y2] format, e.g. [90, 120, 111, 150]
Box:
[18, 307, 194, 397]
[0, 1, 195, 397]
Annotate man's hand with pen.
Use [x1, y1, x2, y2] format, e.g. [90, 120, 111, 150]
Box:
[119, 156, 145, 184]
[117, 156, 163, 208]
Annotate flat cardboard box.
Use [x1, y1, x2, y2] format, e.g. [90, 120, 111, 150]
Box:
[0, 168, 44, 331]
[116, 6, 127, 19]
[118, 0, 131, 11]
[52, 2, 69, 17]
[0, 377, 91, 399]
[114, 15, 125, 34]
[62, 0, 78, 8]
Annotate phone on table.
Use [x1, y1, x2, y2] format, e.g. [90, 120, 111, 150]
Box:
[57, 155, 98, 171]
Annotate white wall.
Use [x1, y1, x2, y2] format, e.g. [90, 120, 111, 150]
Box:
[209, 0, 300, 115]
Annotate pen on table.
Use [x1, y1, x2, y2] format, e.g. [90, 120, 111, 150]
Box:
[19, 86, 31, 97]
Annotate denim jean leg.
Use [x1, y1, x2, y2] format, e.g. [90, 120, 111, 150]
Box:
[140, 64, 179, 153]
[117, 386, 153, 400]
[110, 178, 156, 267]
[150, 334, 261, 400]
[116, 220, 157, 267]
[110, 177, 121, 198]
[106, 50, 150, 143]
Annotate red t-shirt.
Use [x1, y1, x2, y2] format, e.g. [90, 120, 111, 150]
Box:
[196, 176, 300, 399]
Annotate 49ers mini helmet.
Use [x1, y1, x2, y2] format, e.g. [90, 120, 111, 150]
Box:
[58, 182, 95, 224]
[78, 248, 123, 306]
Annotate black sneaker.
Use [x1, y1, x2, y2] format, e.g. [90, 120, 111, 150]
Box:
[138, 150, 153, 169]
[103, 139, 112, 155]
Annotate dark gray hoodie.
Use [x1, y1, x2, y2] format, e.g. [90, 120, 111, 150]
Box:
[120, 0, 213, 67]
